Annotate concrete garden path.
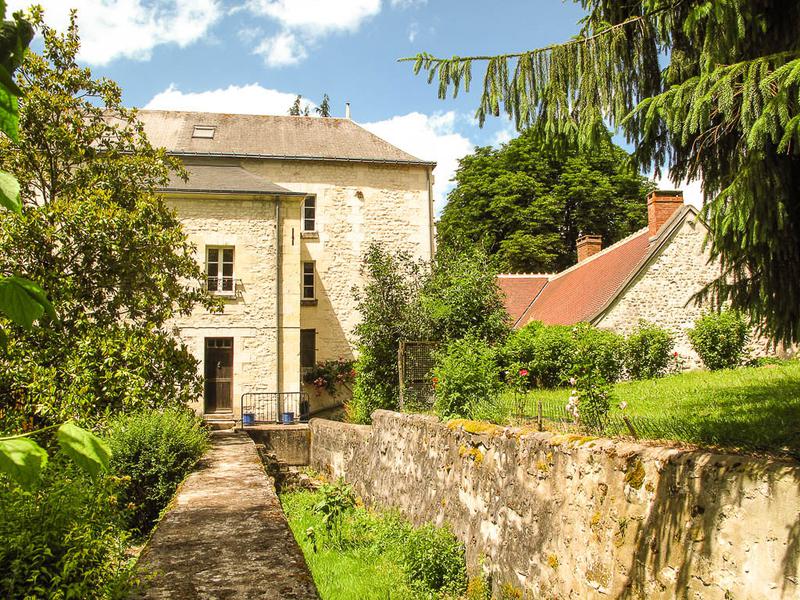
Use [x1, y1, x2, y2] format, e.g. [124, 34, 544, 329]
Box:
[134, 430, 319, 599]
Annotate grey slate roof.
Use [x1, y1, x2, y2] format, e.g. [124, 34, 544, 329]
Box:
[160, 164, 304, 196]
[137, 110, 434, 166]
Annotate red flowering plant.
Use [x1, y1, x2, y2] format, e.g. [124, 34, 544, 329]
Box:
[303, 358, 356, 396]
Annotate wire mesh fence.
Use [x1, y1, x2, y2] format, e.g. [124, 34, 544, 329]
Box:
[473, 390, 798, 456]
[398, 340, 438, 412]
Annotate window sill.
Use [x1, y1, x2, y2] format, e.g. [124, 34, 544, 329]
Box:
[300, 231, 319, 240]
[301, 299, 318, 306]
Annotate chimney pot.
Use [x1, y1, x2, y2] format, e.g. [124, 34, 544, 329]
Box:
[576, 234, 602, 263]
[647, 190, 684, 237]
[345, 102, 351, 119]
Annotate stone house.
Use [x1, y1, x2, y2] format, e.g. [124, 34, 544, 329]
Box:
[138, 110, 435, 423]
[498, 190, 769, 366]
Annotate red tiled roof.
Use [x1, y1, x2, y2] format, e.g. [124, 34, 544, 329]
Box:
[516, 229, 651, 326]
[497, 275, 550, 325]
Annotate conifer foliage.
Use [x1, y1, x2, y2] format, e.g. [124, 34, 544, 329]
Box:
[405, 1, 800, 343]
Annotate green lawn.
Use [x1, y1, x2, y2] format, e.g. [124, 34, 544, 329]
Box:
[493, 361, 800, 456]
[280, 490, 416, 600]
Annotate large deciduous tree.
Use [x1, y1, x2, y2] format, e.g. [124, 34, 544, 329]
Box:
[406, 1, 800, 343]
[439, 129, 651, 273]
[0, 10, 217, 429]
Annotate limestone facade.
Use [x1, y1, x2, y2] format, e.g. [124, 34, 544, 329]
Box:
[167, 158, 432, 419]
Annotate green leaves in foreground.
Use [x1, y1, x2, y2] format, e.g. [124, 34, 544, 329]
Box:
[0, 275, 55, 329]
[0, 436, 48, 489]
[56, 422, 111, 478]
[0, 169, 20, 212]
[0, 422, 111, 489]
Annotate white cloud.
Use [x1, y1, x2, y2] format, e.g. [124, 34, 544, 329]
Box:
[391, 0, 427, 7]
[652, 172, 704, 209]
[254, 31, 307, 66]
[245, 0, 380, 66]
[247, 0, 380, 34]
[362, 112, 474, 214]
[491, 124, 517, 146]
[144, 83, 315, 115]
[9, 0, 221, 66]
[407, 21, 419, 43]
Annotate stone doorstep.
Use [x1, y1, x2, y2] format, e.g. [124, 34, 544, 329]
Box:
[204, 413, 237, 430]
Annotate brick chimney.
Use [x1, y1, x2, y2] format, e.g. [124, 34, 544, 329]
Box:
[576, 234, 602, 262]
[647, 190, 684, 237]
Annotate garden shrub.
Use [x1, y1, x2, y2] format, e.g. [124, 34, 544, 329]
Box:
[572, 323, 625, 384]
[432, 335, 503, 419]
[0, 458, 132, 599]
[347, 349, 398, 424]
[402, 523, 467, 597]
[688, 310, 749, 370]
[524, 323, 576, 387]
[107, 407, 209, 536]
[624, 321, 675, 379]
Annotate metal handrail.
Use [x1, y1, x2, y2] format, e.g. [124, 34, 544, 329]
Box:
[240, 391, 310, 425]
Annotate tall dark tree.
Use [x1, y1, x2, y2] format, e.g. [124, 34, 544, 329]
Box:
[440, 129, 651, 273]
[406, 1, 800, 343]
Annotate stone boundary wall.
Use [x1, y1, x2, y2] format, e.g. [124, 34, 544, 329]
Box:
[310, 411, 800, 599]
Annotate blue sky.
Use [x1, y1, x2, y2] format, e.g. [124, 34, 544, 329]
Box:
[10, 1, 699, 209]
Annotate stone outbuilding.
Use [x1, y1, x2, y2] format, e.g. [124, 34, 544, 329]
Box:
[138, 110, 435, 423]
[499, 190, 776, 365]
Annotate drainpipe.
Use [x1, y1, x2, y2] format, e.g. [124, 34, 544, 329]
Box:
[275, 197, 282, 395]
[426, 167, 435, 259]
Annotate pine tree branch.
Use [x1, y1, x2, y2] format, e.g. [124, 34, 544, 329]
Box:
[398, 1, 684, 65]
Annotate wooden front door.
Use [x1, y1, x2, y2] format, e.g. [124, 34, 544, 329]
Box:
[204, 338, 233, 413]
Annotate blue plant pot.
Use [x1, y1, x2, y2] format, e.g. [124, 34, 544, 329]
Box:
[281, 411, 294, 425]
[242, 413, 255, 426]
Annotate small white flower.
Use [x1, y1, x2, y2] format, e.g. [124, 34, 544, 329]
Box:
[569, 377, 577, 386]
[618, 401, 628, 410]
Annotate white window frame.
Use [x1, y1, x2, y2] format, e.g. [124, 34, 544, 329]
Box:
[302, 261, 316, 300]
[206, 246, 236, 296]
[302, 196, 316, 232]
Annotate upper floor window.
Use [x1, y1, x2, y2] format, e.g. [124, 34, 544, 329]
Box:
[207, 246, 235, 294]
[302, 261, 315, 300]
[303, 196, 316, 232]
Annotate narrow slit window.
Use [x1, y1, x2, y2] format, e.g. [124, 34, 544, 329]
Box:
[303, 196, 316, 231]
[207, 246, 235, 294]
[302, 262, 315, 300]
[300, 329, 316, 368]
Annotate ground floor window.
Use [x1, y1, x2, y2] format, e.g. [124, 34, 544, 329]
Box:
[300, 329, 316, 368]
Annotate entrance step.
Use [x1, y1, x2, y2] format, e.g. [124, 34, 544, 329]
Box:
[204, 414, 236, 430]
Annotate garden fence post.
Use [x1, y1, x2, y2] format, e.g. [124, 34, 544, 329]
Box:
[537, 400, 543, 431]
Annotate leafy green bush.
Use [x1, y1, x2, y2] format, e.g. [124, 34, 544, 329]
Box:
[688, 310, 749, 370]
[523, 323, 576, 387]
[624, 321, 675, 379]
[432, 336, 502, 419]
[503, 322, 622, 388]
[311, 479, 356, 548]
[571, 324, 625, 384]
[107, 408, 209, 536]
[0, 459, 132, 599]
[402, 523, 467, 597]
[348, 349, 399, 424]
[0, 323, 202, 431]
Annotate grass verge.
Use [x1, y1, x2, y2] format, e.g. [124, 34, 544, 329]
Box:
[492, 361, 800, 456]
[280, 486, 469, 599]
